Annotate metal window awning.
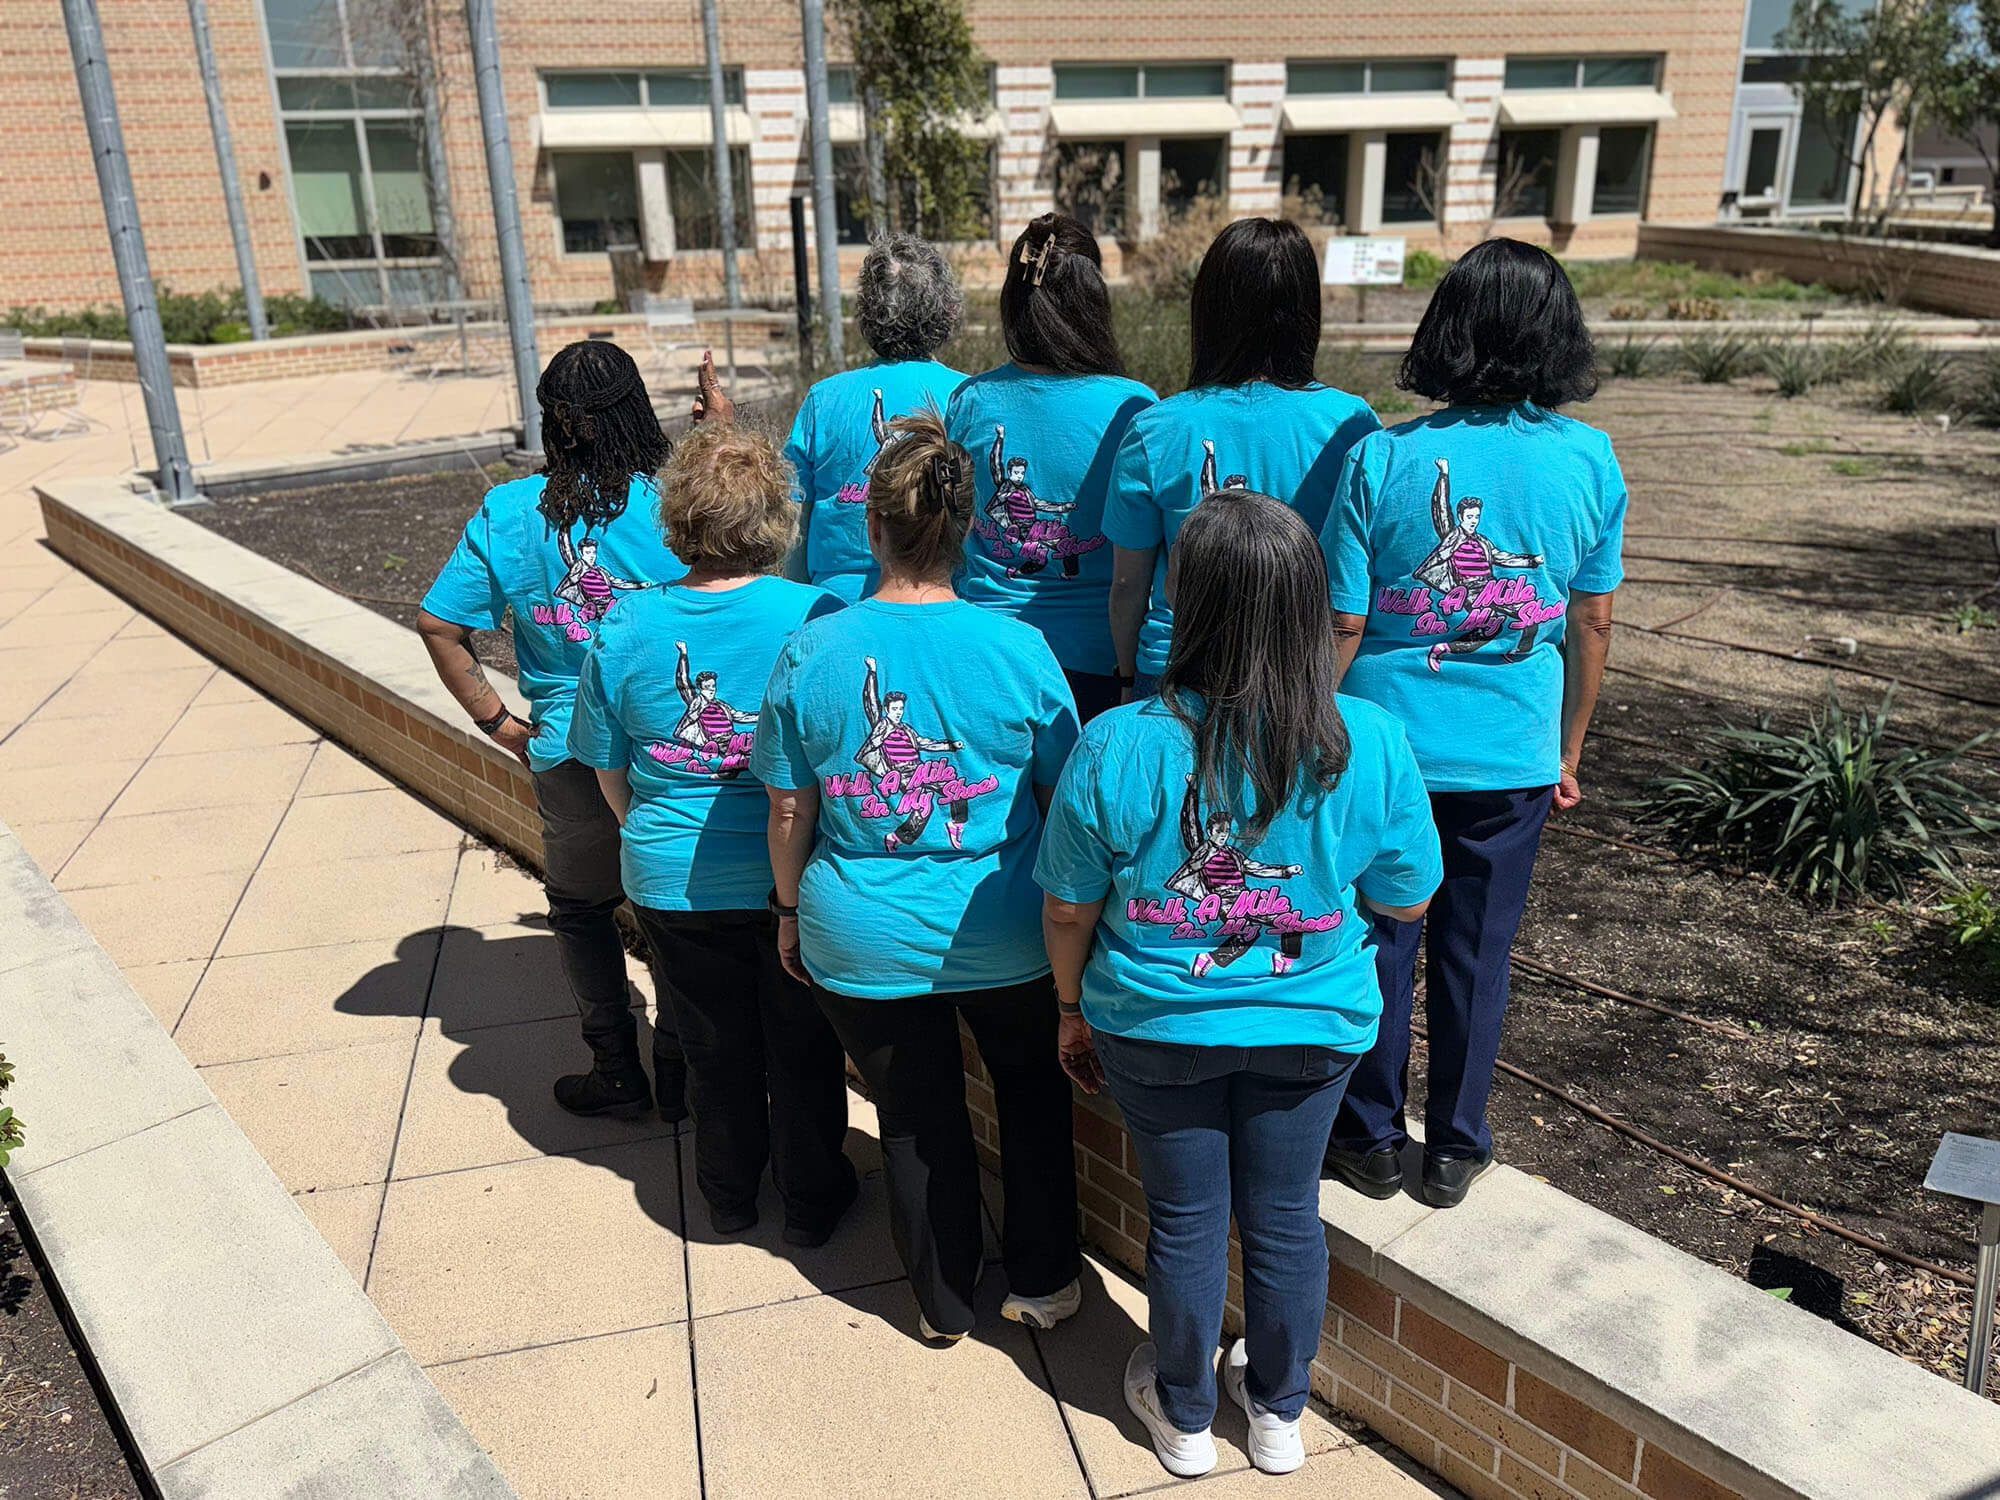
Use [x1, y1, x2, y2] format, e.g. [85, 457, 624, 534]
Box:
[824, 104, 1003, 145]
[1496, 89, 1677, 127]
[1046, 99, 1242, 138]
[1281, 95, 1464, 133]
[535, 107, 755, 150]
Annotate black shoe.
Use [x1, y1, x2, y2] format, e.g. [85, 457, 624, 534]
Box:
[707, 1199, 759, 1235]
[652, 1055, 689, 1125]
[1324, 1143, 1405, 1200]
[1420, 1152, 1493, 1209]
[782, 1165, 860, 1249]
[553, 1066, 654, 1119]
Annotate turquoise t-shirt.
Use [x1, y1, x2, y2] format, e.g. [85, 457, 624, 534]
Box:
[1035, 694, 1441, 1050]
[947, 364, 1156, 675]
[784, 359, 967, 600]
[1320, 405, 1628, 793]
[566, 578, 842, 912]
[421, 473, 687, 771]
[752, 598, 1081, 999]
[1102, 382, 1380, 676]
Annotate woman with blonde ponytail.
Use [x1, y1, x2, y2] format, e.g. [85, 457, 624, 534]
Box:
[755, 410, 1086, 1344]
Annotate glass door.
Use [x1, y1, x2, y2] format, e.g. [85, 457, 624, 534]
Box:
[1738, 114, 1791, 209]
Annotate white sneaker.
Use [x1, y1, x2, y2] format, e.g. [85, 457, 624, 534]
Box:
[1002, 1278, 1082, 1330]
[1221, 1338, 1306, 1475]
[917, 1310, 967, 1344]
[1123, 1343, 1217, 1478]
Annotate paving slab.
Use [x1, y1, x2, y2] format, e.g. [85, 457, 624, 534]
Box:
[74, 633, 212, 676]
[34, 663, 210, 722]
[153, 1350, 512, 1500]
[0, 757, 146, 826]
[6, 816, 95, 875]
[61, 869, 251, 969]
[173, 933, 432, 1065]
[108, 740, 316, 816]
[261, 784, 465, 866]
[297, 740, 396, 796]
[150, 697, 319, 756]
[693, 1275, 1089, 1500]
[56, 800, 290, 889]
[445, 845, 550, 930]
[120, 958, 209, 1029]
[188, 670, 262, 707]
[429, 922, 593, 1033]
[369, 1138, 686, 1365]
[427, 1324, 702, 1500]
[295, 1182, 387, 1285]
[201, 1033, 417, 1193]
[11, 1104, 400, 1466]
[219, 845, 458, 955]
[0, 709, 141, 771]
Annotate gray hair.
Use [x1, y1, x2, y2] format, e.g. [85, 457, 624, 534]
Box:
[855, 233, 963, 361]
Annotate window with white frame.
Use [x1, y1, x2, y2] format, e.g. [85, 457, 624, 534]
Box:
[1503, 55, 1659, 89]
[1287, 58, 1450, 95]
[542, 69, 745, 109]
[1052, 62, 1227, 99]
[1592, 125, 1653, 214]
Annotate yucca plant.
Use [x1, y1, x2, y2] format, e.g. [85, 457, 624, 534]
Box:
[1674, 331, 1758, 384]
[1878, 349, 1953, 414]
[1761, 338, 1828, 398]
[1603, 336, 1656, 379]
[1962, 350, 2000, 427]
[1636, 689, 1998, 905]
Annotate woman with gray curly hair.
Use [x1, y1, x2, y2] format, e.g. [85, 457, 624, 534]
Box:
[782, 232, 966, 600]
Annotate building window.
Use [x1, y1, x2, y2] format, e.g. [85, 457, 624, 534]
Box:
[665, 147, 754, 250]
[1382, 132, 1441, 223]
[1053, 62, 1225, 99]
[1592, 125, 1652, 214]
[544, 69, 744, 109]
[1496, 129, 1561, 217]
[827, 65, 857, 105]
[1054, 141, 1126, 238]
[553, 153, 641, 253]
[1160, 136, 1226, 212]
[264, 0, 443, 308]
[1287, 58, 1449, 95]
[1504, 56, 1659, 89]
[1280, 134, 1347, 224]
[1790, 100, 1856, 207]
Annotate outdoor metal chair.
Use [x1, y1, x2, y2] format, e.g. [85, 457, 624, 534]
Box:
[19, 333, 97, 441]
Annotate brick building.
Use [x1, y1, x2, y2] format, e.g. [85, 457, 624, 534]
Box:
[4, 0, 1755, 315]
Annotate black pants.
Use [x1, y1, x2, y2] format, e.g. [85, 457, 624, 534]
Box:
[635, 906, 854, 1227]
[812, 976, 1081, 1336]
[532, 759, 681, 1076]
[1062, 668, 1124, 726]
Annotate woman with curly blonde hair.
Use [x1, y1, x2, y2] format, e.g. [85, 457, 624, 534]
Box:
[568, 423, 858, 1247]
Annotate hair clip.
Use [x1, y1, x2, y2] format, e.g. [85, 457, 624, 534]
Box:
[930, 451, 962, 495]
[1020, 236, 1055, 287]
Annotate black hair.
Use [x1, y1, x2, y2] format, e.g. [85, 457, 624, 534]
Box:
[1000, 213, 1124, 377]
[1158, 490, 1350, 842]
[1187, 217, 1322, 391]
[1398, 237, 1599, 408]
[535, 340, 669, 531]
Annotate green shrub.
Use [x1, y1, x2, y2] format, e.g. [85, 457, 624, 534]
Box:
[0, 1052, 22, 1169]
[1602, 336, 1656, 379]
[1403, 248, 1450, 289]
[5, 286, 353, 344]
[1878, 348, 1953, 413]
[1761, 338, 1834, 397]
[1673, 331, 1759, 384]
[1944, 603, 1998, 633]
[1937, 883, 2000, 950]
[1561, 258, 1824, 304]
[1961, 350, 2000, 427]
[1636, 689, 1998, 905]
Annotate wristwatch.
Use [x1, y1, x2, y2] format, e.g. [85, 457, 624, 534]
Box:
[767, 888, 799, 918]
[474, 704, 516, 735]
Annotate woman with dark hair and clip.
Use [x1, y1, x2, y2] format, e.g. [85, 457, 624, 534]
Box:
[1104, 217, 1380, 696]
[756, 410, 1085, 1344]
[1319, 237, 1625, 1211]
[417, 339, 691, 1122]
[948, 213, 1155, 721]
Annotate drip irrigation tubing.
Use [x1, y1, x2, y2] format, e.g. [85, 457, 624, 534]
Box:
[1408, 1023, 1976, 1289]
[1507, 953, 1753, 1040]
[1615, 622, 2000, 710]
[1622, 575, 1945, 619]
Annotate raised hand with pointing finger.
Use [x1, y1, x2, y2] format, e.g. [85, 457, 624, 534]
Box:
[691, 348, 734, 426]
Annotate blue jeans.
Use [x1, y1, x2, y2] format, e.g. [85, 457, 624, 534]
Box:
[1095, 1031, 1359, 1432]
[1331, 786, 1553, 1162]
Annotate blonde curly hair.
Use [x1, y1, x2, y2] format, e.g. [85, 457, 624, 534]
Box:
[656, 424, 798, 573]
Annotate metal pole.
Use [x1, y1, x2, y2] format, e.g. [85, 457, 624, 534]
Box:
[464, 0, 540, 454]
[63, 0, 198, 503]
[789, 192, 812, 370]
[798, 0, 844, 366]
[186, 0, 267, 340]
[700, 0, 740, 309]
[1969, 1203, 1999, 1396]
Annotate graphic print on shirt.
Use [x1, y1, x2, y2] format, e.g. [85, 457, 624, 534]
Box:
[1124, 777, 1342, 976]
[835, 389, 901, 505]
[1375, 458, 1565, 673]
[820, 657, 999, 852]
[645, 641, 759, 779]
[971, 424, 1106, 579]
[1198, 438, 1249, 499]
[531, 531, 648, 642]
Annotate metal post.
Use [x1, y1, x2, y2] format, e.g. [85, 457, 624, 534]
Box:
[789, 192, 812, 365]
[798, 0, 844, 366]
[464, 0, 540, 454]
[700, 0, 740, 309]
[63, 0, 198, 503]
[186, 0, 267, 340]
[1970, 1203, 1999, 1396]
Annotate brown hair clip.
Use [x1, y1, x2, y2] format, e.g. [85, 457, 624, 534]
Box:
[1020, 235, 1055, 287]
[927, 450, 962, 506]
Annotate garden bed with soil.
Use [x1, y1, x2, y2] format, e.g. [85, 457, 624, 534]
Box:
[189, 375, 2000, 1398]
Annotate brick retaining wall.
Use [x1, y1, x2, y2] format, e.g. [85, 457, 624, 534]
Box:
[1638, 224, 2000, 321]
[38, 473, 2000, 1500]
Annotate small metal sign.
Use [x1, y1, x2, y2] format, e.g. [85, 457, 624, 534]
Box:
[1322, 236, 1407, 287]
[1924, 1133, 2000, 1206]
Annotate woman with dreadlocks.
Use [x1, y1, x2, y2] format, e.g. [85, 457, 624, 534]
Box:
[418, 339, 691, 1123]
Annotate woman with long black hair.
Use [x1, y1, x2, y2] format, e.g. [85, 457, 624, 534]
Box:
[949, 212, 1155, 721]
[1104, 217, 1380, 695]
[417, 339, 690, 1121]
[1037, 491, 1440, 1480]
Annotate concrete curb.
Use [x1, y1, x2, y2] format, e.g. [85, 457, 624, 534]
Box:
[0, 822, 516, 1500]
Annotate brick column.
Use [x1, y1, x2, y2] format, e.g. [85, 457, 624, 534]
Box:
[995, 66, 1055, 241]
[1229, 61, 1284, 216]
[1444, 56, 1505, 247]
[747, 69, 807, 257]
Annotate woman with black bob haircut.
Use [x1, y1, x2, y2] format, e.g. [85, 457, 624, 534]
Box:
[417, 339, 692, 1122]
[950, 213, 1155, 721]
[1037, 491, 1440, 1480]
[1318, 236, 1626, 1211]
[1104, 217, 1380, 694]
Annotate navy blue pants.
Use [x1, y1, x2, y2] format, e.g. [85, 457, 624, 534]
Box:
[1098, 1032, 1359, 1432]
[1331, 786, 1553, 1163]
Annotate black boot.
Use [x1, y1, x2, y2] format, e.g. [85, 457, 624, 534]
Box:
[1420, 1152, 1494, 1209]
[1324, 1143, 1405, 1199]
[653, 1050, 690, 1125]
[553, 1063, 653, 1119]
